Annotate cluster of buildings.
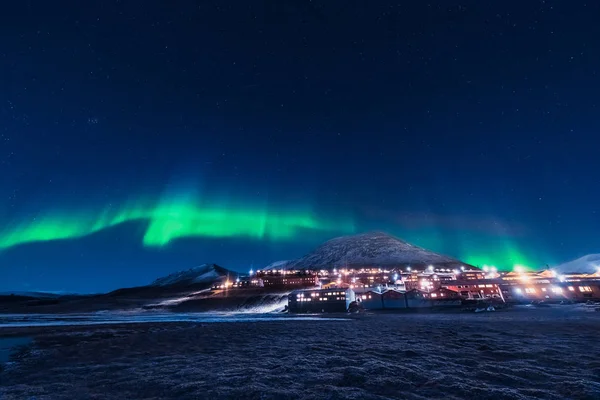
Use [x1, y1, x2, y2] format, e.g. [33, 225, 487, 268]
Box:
[212, 263, 600, 312]
[288, 286, 464, 313]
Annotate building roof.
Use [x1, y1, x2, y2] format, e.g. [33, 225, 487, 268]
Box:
[291, 288, 352, 294]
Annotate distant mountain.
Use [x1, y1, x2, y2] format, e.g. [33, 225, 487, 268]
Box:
[150, 264, 237, 287]
[554, 254, 600, 275]
[263, 260, 294, 271]
[292, 231, 473, 270]
[0, 291, 67, 298]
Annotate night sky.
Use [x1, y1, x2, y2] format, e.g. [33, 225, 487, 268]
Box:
[1, 1, 599, 293]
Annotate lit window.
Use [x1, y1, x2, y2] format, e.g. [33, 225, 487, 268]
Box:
[525, 288, 536, 294]
[431, 293, 438, 298]
[551, 287, 563, 294]
[568, 286, 575, 291]
[541, 288, 547, 292]
[579, 286, 593, 292]
[485, 284, 493, 288]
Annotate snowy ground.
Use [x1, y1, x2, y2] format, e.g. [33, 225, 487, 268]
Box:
[1, 305, 600, 399]
[0, 311, 340, 328]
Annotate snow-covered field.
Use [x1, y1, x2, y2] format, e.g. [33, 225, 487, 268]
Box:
[1, 306, 600, 399]
[0, 311, 344, 328]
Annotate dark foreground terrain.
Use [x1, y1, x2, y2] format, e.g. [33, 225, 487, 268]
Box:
[1, 306, 600, 400]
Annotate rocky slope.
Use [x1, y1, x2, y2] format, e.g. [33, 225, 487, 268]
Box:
[291, 231, 472, 270]
[554, 254, 600, 274]
[150, 264, 236, 287]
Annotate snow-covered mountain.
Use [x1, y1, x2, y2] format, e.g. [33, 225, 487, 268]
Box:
[0, 291, 70, 298]
[292, 231, 473, 270]
[150, 264, 236, 287]
[263, 260, 294, 271]
[554, 254, 600, 275]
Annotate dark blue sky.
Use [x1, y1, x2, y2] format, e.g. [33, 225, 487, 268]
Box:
[1, 1, 599, 292]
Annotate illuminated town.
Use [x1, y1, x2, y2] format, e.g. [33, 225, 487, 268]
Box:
[212, 262, 600, 313]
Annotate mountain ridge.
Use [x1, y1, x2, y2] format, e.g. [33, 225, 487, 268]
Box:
[150, 263, 236, 287]
[554, 254, 600, 274]
[291, 231, 472, 270]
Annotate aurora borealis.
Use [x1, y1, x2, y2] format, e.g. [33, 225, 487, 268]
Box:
[0, 192, 355, 251]
[2, 1, 600, 292]
[0, 185, 548, 275]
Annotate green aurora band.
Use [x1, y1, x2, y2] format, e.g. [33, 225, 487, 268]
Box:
[458, 235, 551, 271]
[387, 229, 548, 271]
[0, 190, 547, 270]
[0, 195, 356, 251]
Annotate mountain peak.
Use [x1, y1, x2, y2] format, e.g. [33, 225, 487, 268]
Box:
[292, 231, 469, 270]
[345, 231, 416, 244]
[264, 260, 294, 270]
[554, 254, 600, 275]
[150, 263, 234, 287]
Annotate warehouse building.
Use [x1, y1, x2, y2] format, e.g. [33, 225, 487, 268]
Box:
[288, 288, 356, 313]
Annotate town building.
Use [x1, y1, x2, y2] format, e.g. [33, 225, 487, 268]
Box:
[381, 288, 407, 309]
[499, 279, 600, 302]
[233, 261, 600, 307]
[454, 269, 600, 303]
[257, 269, 318, 288]
[288, 288, 356, 313]
[355, 287, 461, 310]
[211, 277, 263, 290]
[442, 281, 503, 300]
[354, 288, 384, 309]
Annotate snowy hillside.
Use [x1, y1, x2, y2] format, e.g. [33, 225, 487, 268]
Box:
[292, 231, 472, 270]
[554, 254, 600, 274]
[263, 260, 294, 270]
[150, 264, 235, 287]
[0, 291, 71, 298]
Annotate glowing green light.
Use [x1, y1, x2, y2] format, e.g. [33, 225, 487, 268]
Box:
[0, 193, 355, 251]
[462, 242, 539, 271]
[387, 227, 548, 272]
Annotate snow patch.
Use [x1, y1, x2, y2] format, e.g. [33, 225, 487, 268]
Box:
[263, 260, 294, 270]
[150, 264, 232, 287]
[554, 254, 600, 274]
